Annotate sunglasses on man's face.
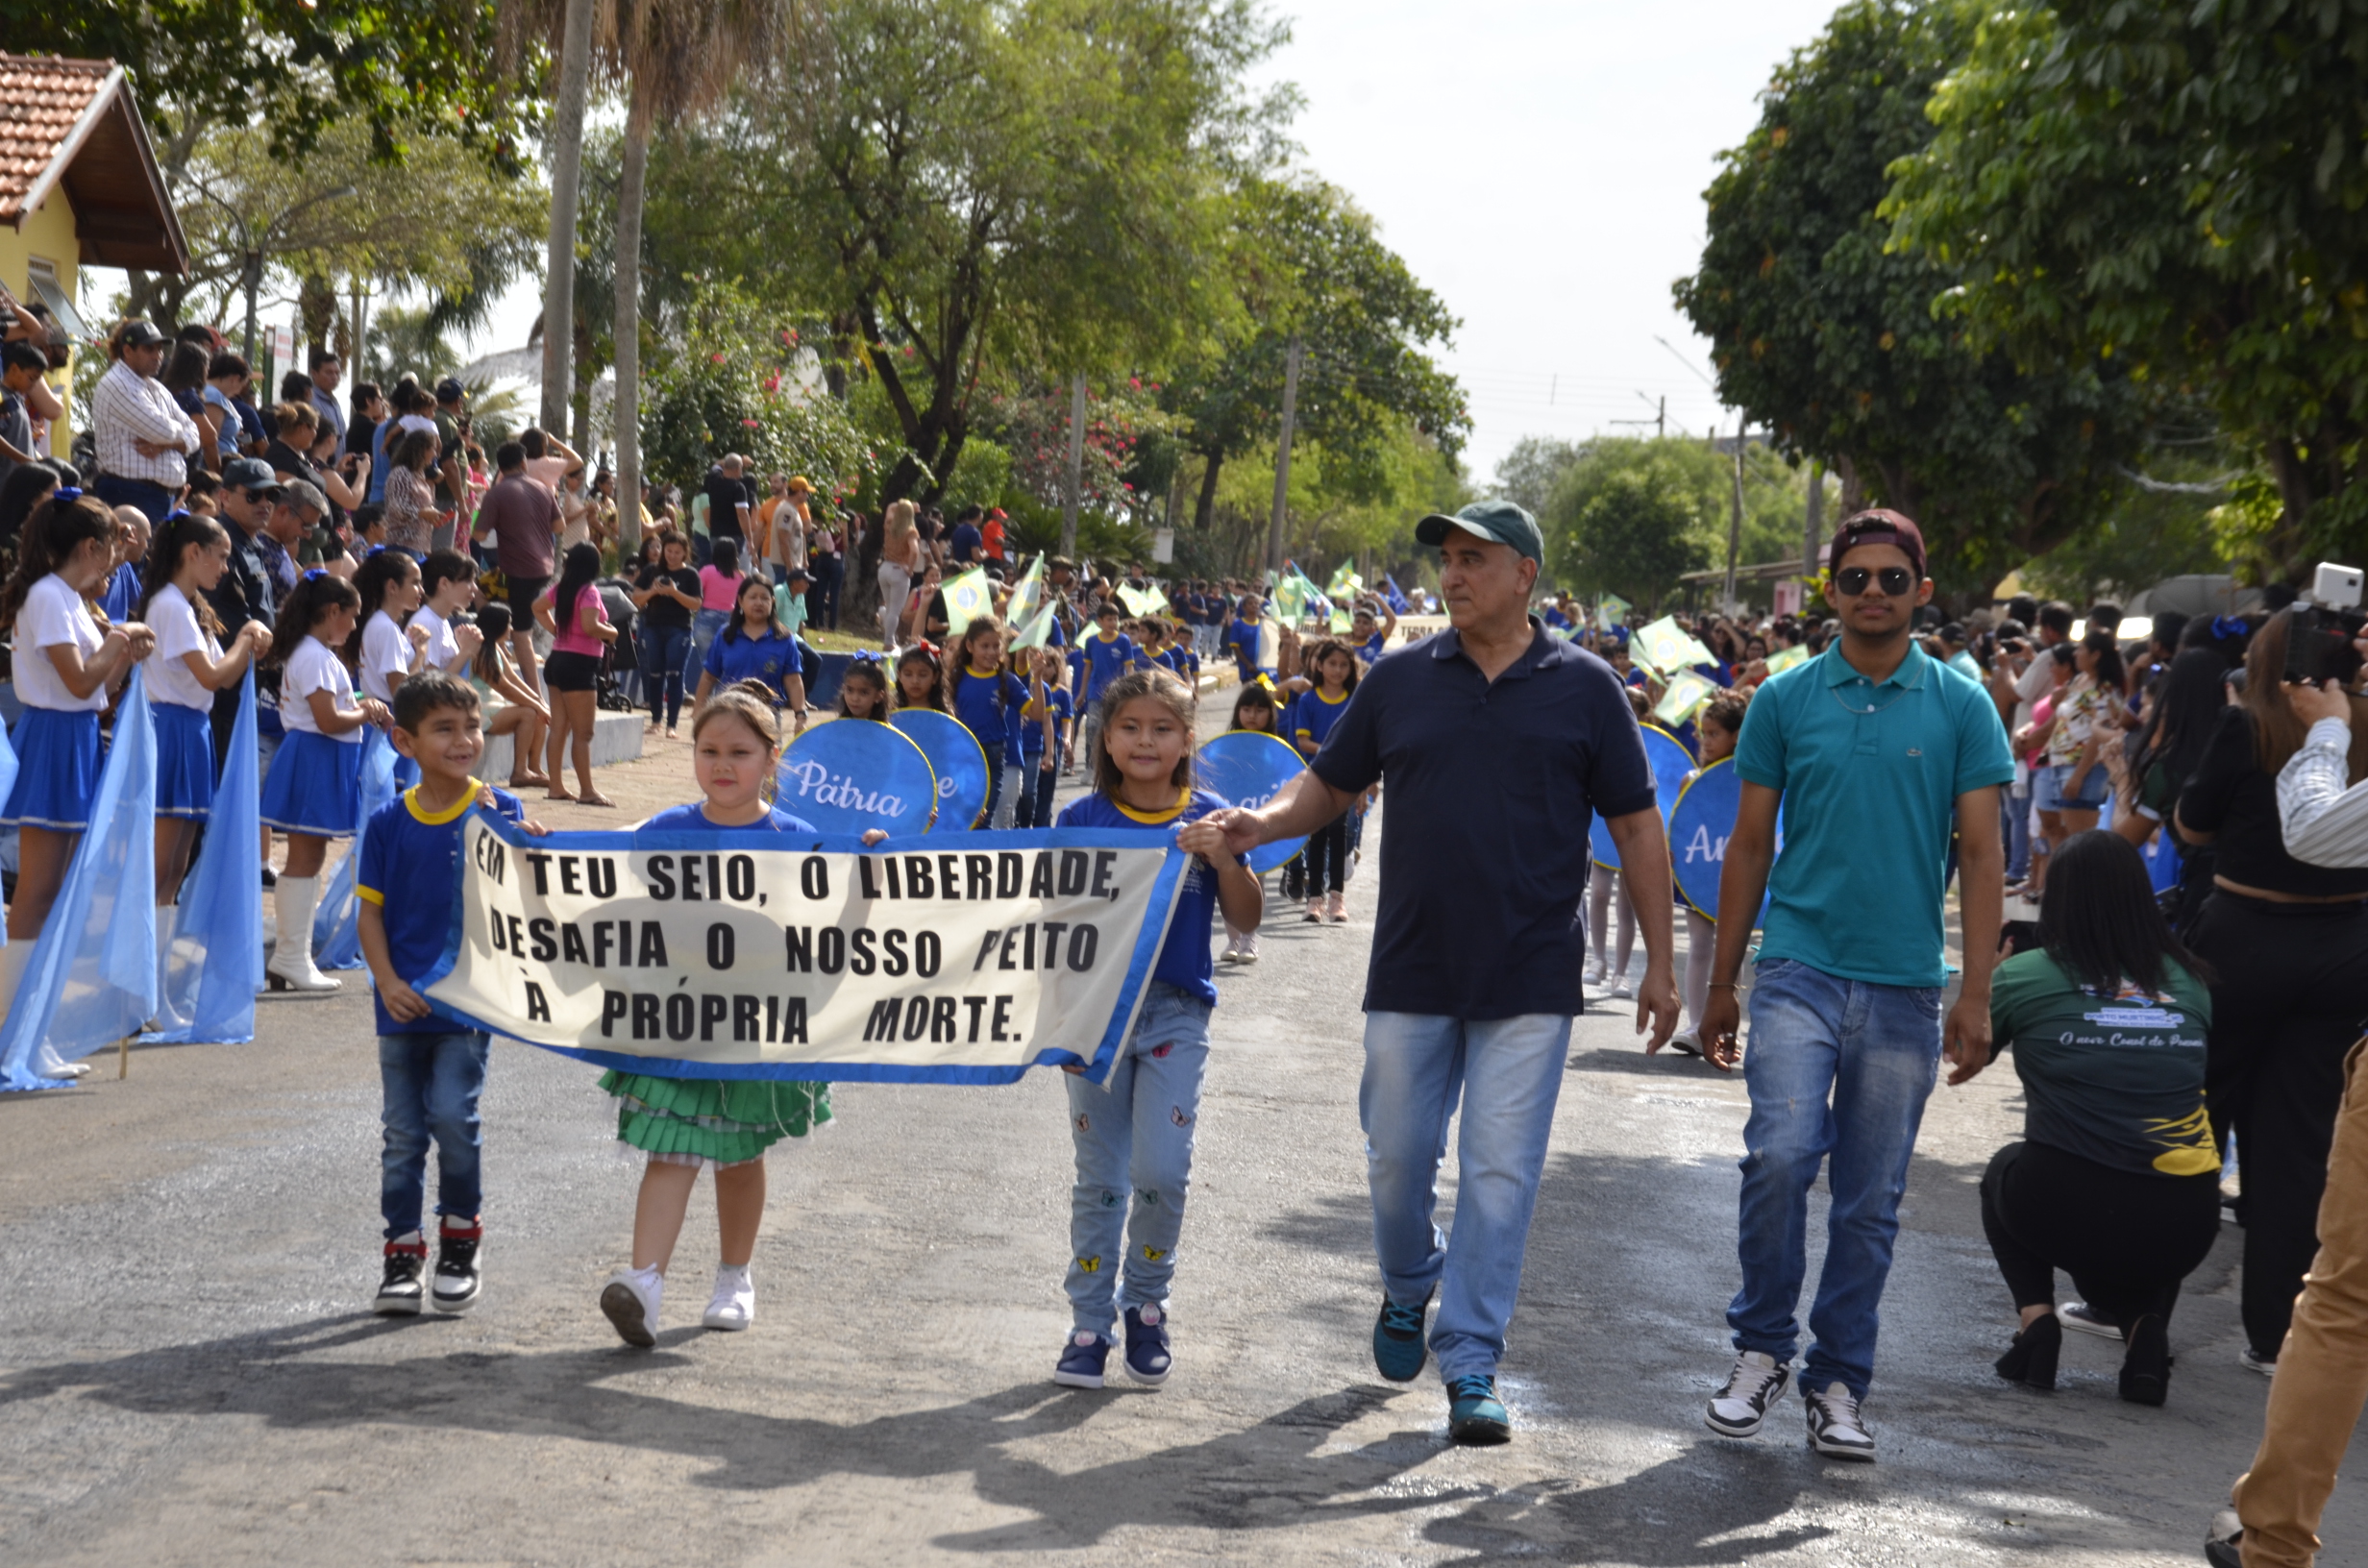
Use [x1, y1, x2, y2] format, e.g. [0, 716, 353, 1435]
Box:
[1836, 565, 1915, 597]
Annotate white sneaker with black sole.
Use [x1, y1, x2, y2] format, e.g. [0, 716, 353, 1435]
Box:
[2059, 1300, 2123, 1340]
[1803, 1382, 1876, 1461]
[1705, 1351, 1790, 1437]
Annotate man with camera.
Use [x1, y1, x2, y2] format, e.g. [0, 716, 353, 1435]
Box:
[2204, 571, 2368, 1568]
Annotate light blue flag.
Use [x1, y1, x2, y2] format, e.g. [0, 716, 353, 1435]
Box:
[153, 671, 262, 1044]
[0, 673, 159, 1090]
[313, 727, 399, 969]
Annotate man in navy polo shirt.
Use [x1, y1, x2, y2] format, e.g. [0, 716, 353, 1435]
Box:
[1697, 509, 2010, 1463]
[1210, 499, 1679, 1446]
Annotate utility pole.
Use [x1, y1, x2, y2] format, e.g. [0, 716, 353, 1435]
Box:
[1059, 371, 1086, 559]
[1722, 412, 1747, 611]
[1803, 458, 1824, 576]
[1265, 334, 1303, 576]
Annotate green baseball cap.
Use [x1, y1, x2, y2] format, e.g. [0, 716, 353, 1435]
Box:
[1416, 500, 1544, 564]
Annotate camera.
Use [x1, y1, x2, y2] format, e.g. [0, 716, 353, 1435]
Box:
[2285, 562, 2368, 684]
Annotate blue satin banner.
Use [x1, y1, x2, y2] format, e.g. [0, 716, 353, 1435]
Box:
[1590, 724, 1694, 870]
[778, 720, 940, 836]
[152, 670, 264, 1043]
[891, 709, 990, 831]
[1195, 730, 1311, 874]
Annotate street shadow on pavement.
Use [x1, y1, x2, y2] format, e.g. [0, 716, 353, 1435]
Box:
[0, 1315, 1468, 1550]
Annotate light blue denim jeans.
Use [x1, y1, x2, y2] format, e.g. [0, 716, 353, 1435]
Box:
[689, 607, 730, 679]
[1728, 958, 1944, 1399]
[1064, 982, 1213, 1335]
[1362, 1011, 1573, 1381]
[380, 1030, 491, 1238]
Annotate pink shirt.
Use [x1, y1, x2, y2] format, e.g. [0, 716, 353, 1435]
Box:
[698, 565, 743, 612]
[543, 582, 608, 657]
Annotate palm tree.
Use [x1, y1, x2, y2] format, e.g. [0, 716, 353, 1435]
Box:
[604, 0, 804, 550]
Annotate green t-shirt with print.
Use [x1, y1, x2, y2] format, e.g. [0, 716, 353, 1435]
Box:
[1988, 949, 2217, 1177]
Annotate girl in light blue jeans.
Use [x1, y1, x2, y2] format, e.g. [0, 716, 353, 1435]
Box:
[1050, 670, 1264, 1391]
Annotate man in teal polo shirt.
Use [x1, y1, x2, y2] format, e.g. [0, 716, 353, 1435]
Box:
[1696, 509, 2011, 1462]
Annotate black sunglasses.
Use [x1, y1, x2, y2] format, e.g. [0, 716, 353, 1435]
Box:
[1836, 565, 1915, 597]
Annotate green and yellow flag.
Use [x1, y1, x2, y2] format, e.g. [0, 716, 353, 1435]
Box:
[1117, 583, 1169, 617]
[1003, 554, 1046, 628]
[1764, 644, 1810, 674]
[1633, 615, 1715, 677]
[1654, 670, 1716, 728]
[942, 567, 994, 640]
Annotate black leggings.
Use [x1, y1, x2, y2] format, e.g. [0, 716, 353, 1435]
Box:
[1980, 1139, 2221, 1327]
[1302, 812, 1349, 895]
[2187, 890, 2368, 1355]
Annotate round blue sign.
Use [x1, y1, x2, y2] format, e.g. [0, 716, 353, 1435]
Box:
[777, 721, 939, 837]
[1196, 729, 1312, 874]
[1591, 724, 1695, 870]
[891, 708, 992, 831]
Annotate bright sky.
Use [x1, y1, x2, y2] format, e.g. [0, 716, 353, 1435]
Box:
[439, 0, 1844, 486]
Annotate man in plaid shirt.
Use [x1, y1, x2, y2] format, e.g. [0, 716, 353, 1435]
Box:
[91, 320, 199, 521]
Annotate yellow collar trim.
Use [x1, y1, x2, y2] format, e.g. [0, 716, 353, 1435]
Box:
[1315, 687, 1348, 705]
[405, 785, 478, 825]
[1112, 783, 1192, 824]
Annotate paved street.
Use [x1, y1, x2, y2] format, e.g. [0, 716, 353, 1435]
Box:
[0, 735, 2352, 1566]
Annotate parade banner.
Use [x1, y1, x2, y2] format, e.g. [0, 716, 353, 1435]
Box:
[1589, 724, 1694, 871]
[891, 709, 990, 830]
[1196, 730, 1311, 874]
[778, 722, 940, 836]
[422, 818, 1194, 1087]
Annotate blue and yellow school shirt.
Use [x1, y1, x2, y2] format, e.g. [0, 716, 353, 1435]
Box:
[1226, 618, 1265, 682]
[1294, 685, 1352, 755]
[1357, 631, 1387, 665]
[358, 786, 527, 1036]
[642, 802, 817, 833]
[1734, 643, 2014, 987]
[1057, 786, 1237, 1004]
[950, 665, 1030, 768]
[1079, 630, 1139, 704]
[1019, 684, 1073, 756]
[703, 626, 802, 705]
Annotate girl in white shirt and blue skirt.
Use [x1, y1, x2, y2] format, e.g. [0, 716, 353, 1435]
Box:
[355, 549, 431, 790]
[141, 511, 272, 988]
[0, 490, 156, 1065]
[259, 570, 389, 992]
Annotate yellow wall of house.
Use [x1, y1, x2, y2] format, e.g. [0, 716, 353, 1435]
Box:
[0, 189, 81, 455]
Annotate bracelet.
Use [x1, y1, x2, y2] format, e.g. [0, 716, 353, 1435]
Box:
[1707, 981, 1739, 990]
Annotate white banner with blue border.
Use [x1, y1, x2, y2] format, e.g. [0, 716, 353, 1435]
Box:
[422, 815, 1191, 1087]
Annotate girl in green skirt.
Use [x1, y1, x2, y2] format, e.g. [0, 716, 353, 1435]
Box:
[598, 683, 862, 1344]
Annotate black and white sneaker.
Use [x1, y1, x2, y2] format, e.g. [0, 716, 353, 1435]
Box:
[431, 1220, 482, 1313]
[2059, 1300, 2123, 1340]
[374, 1241, 428, 1316]
[1705, 1350, 1790, 1437]
[1803, 1381, 1877, 1461]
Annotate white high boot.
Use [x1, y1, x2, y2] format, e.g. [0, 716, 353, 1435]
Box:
[152, 906, 187, 1033]
[266, 876, 340, 992]
[0, 940, 82, 1078]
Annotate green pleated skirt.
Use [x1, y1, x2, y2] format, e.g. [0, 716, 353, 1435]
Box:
[598, 1071, 834, 1166]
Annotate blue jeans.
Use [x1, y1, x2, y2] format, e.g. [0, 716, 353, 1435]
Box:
[92, 474, 173, 523]
[1362, 1011, 1572, 1380]
[1015, 753, 1057, 826]
[2003, 780, 2032, 881]
[640, 622, 691, 728]
[689, 608, 729, 680]
[380, 1031, 490, 1238]
[1729, 959, 1944, 1398]
[1064, 983, 1212, 1334]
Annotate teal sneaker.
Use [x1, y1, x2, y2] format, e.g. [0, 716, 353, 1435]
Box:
[1372, 1289, 1431, 1383]
[1446, 1374, 1511, 1445]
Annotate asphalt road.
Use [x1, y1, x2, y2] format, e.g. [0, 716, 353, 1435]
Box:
[0, 722, 2353, 1566]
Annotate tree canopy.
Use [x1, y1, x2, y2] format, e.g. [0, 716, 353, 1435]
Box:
[1885, 0, 2368, 576]
[1673, 0, 2150, 599]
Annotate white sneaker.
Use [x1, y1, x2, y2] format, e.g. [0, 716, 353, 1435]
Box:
[2059, 1301, 2123, 1340]
[601, 1265, 663, 1347]
[2240, 1346, 2279, 1377]
[702, 1264, 754, 1331]
[1583, 961, 1608, 988]
[1667, 1028, 1702, 1057]
[1610, 977, 1635, 1000]
[1236, 937, 1260, 965]
[1706, 1351, 1789, 1437]
[1803, 1381, 1876, 1460]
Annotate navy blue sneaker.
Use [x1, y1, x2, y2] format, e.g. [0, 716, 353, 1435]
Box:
[1446, 1374, 1512, 1445]
[1122, 1305, 1172, 1386]
[1373, 1289, 1432, 1383]
[1053, 1331, 1111, 1389]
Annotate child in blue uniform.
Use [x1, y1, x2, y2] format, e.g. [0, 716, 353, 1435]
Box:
[0, 490, 158, 1076]
[696, 574, 805, 726]
[836, 653, 891, 720]
[1669, 689, 1747, 1057]
[358, 670, 538, 1315]
[261, 571, 390, 993]
[1074, 601, 1141, 789]
[142, 511, 273, 999]
[1050, 668, 1262, 1390]
[1291, 639, 1360, 925]
[946, 616, 1028, 827]
[894, 645, 946, 713]
[599, 684, 845, 1345]
[1013, 645, 1072, 827]
[1218, 683, 1286, 966]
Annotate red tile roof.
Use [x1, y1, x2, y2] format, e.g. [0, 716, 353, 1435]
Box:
[0, 57, 116, 225]
[0, 55, 187, 273]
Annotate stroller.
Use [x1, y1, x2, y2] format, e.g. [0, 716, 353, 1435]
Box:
[596, 580, 641, 712]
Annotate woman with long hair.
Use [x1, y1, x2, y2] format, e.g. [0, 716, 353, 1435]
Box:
[877, 498, 921, 651]
[535, 541, 617, 805]
[1970, 830, 2220, 1406]
[2178, 607, 2368, 1375]
[468, 602, 552, 790]
[381, 427, 441, 557]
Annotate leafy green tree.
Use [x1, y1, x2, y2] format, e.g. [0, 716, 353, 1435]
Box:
[1673, 0, 2150, 600]
[1885, 0, 2368, 576]
[1163, 178, 1468, 529]
[17, 1, 533, 159]
[1543, 438, 1721, 610]
[1490, 435, 1583, 522]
